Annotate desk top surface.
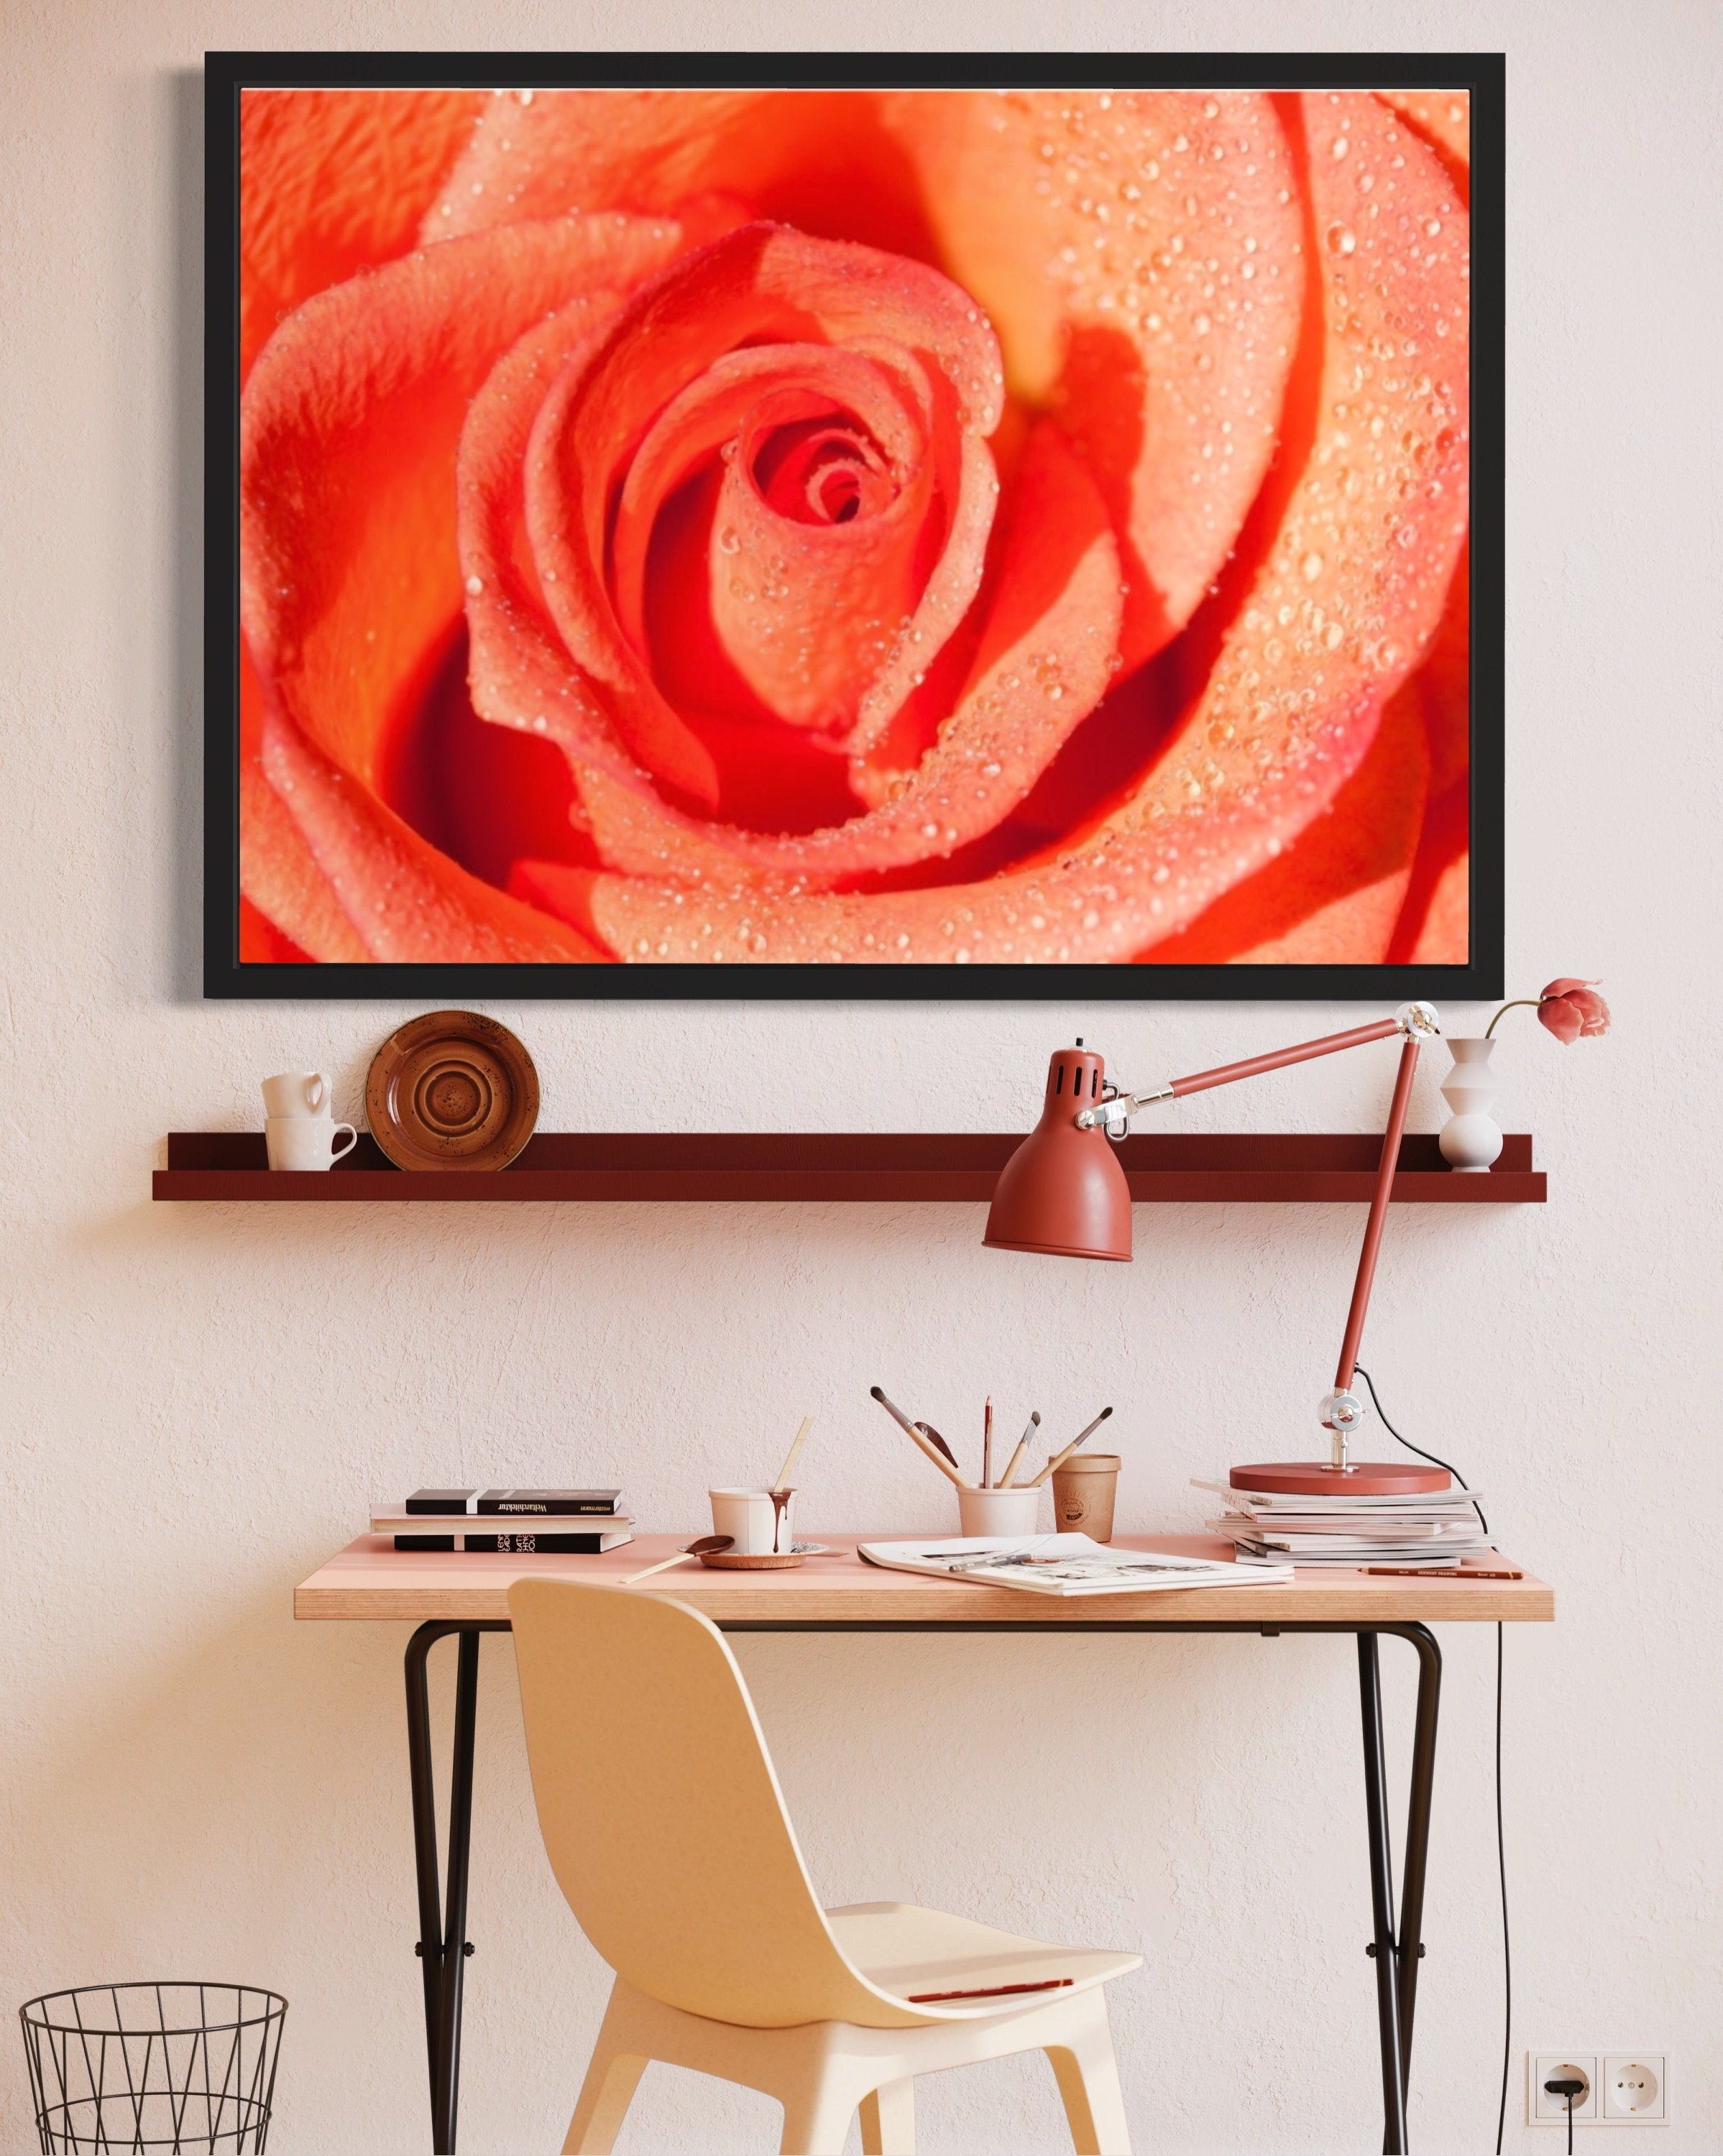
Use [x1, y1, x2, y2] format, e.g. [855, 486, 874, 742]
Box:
[295, 1534, 1553, 1626]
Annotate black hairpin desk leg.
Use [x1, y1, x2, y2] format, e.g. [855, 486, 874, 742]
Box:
[405, 1621, 510, 2155]
[1358, 1623, 1443, 2155]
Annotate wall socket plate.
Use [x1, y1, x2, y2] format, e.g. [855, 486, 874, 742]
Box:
[1527, 2053, 1668, 2126]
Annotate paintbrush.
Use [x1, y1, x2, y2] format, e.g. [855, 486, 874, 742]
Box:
[870, 1386, 970, 1487]
[914, 1422, 961, 1473]
[983, 1396, 993, 1488]
[1028, 1406, 1113, 1487]
[996, 1411, 1041, 1490]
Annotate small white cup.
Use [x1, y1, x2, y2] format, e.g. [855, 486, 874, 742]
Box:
[709, 1487, 797, 1556]
[262, 1072, 331, 1119]
[266, 1115, 358, 1171]
[957, 1485, 1043, 1538]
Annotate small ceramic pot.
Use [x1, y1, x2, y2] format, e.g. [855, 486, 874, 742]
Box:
[1438, 1038, 1504, 1173]
[957, 1485, 1042, 1537]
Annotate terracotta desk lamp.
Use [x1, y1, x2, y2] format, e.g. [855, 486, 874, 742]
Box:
[985, 1003, 1448, 1498]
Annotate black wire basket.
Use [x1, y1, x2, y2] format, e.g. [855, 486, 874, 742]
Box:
[18, 1984, 286, 2154]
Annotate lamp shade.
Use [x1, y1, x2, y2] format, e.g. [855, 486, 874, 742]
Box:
[984, 1046, 1132, 1261]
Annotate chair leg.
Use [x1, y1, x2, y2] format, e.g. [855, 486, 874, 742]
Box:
[1045, 1995, 1131, 2156]
[859, 2076, 916, 2155]
[563, 2043, 648, 2155]
[777, 2065, 863, 2156]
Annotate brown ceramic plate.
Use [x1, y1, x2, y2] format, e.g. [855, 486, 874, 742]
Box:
[365, 1011, 540, 1172]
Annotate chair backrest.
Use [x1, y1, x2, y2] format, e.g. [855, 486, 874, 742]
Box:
[508, 1578, 923, 2029]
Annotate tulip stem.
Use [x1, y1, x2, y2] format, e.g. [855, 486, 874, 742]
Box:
[1484, 999, 1543, 1040]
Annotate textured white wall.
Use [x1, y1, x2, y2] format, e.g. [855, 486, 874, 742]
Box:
[1, 2, 1718, 2151]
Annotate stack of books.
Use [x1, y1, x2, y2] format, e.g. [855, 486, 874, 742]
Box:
[1195, 1478, 1492, 1569]
[372, 1488, 634, 1554]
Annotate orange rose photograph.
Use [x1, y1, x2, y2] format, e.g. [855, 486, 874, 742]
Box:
[210, 57, 1500, 997]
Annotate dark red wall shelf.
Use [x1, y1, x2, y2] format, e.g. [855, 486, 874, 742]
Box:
[153, 1132, 1545, 1204]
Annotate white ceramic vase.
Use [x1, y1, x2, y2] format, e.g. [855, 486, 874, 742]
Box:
[1438, 1037, 1504, 1172]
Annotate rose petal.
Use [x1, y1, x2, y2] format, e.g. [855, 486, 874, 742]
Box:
[1408, 852, 1470, 964]
[239, 754, 368, 962]
[1540, 977, 1598, 999]
[1134, 678, 1428, 963]
[1229, 872, 1412, 963]
[1538, 996, 1584, 1045]
[570, 419, 1121, 885]
[879, 89, 1304, 669]
[522, 223, 1003, 803]
[242, 213, 684, 786]
[589, 93, 1469, 963]
[423, 91, 944, 262]
[1379, 92, 1471, 183]
[609, 342, 937, 732]
[242, 88, 482, 379]
[1566, 987, 1611, 1034]
[258, 706, 602, 960]
[458, 303, 671, 796]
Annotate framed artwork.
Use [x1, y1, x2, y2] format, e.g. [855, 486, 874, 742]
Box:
[207, 52, 1502, 999]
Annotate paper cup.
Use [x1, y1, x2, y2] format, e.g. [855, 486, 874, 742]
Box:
[956, 1485, 1042, 1537]
[1050, 1453, 1120, 1542]
[709, 1487, 796, 1555]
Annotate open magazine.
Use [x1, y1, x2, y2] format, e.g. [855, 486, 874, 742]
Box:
[857, 1534, 1292, 1597]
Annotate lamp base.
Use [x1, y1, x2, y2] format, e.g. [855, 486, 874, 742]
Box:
[1230, 1460, 1451, 1496]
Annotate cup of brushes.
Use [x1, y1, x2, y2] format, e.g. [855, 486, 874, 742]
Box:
[870, 1387, 1113, 1537]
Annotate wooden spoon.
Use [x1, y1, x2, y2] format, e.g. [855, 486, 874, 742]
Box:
[621, 1535, 733, 1585]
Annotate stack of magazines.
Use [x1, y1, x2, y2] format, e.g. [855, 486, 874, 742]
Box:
[858, 1534, 1292, 1594]
[370, 1488, 634, 1554]
[1195, 1478, 1491, 1569]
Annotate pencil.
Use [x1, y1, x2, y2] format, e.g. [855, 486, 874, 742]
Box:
[983, 1396, 993, 1488]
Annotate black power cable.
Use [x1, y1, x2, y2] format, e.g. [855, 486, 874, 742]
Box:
[1352, 1365, 1510, 2156]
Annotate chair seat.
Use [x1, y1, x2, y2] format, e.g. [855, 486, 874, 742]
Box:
[827, 1901, 1142, 2017]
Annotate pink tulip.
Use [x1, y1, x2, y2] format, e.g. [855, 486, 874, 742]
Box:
[1538, 979, 1610, 1043]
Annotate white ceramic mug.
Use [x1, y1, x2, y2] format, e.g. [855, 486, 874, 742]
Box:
[262, 1071, 331, 1119]
[956, 1485, 1043, 1538]
[266, 1115, 358, 1171]
[709, 1487, 797, 1556]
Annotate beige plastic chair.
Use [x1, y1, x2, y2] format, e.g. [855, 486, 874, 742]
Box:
[508, 1578, 1141, 2155]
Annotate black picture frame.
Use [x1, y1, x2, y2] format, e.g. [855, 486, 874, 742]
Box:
[206, 49, 1503, 1002]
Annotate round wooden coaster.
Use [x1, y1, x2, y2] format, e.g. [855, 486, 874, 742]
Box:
[699, 1542, 830, 1570]
[366, 1010, 539, 1171]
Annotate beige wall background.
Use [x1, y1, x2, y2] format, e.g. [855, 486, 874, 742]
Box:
[2, 1, 1718, 2150]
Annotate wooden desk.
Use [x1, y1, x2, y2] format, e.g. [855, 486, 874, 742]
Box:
[296, 1534, 1552, 2155]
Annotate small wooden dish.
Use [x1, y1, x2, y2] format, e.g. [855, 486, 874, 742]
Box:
[700, 1542, 829, 1570]
[365, 1011, 539, 1172]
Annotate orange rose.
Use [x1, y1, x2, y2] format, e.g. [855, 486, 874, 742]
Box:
[238, 88, 1470, 966]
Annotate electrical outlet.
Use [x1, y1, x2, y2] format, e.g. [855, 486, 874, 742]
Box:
[1601, 2055, 1667, 2123]
[1527, 2053, 1670, 2126]
[1530, 2054, 1596, 2126]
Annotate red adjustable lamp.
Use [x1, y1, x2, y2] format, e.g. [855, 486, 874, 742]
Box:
[985, 1003, 1448, 1497]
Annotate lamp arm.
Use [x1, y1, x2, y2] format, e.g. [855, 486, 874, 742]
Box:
[1072, 1000, 1441, 1470]
[1076, 1002, 1440, 1133]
